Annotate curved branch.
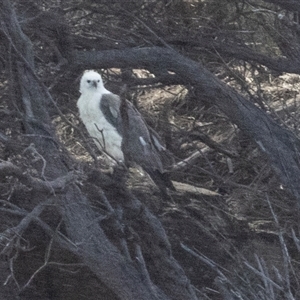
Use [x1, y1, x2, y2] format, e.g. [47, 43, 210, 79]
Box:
[168, 36, 300, 74]
[75, 46, 300, 204]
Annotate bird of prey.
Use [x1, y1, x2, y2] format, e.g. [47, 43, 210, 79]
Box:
[77, 70, 174, 191]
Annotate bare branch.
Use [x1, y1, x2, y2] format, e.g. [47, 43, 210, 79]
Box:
[0, 198, 54, 256]
[0, 161, 78, 193]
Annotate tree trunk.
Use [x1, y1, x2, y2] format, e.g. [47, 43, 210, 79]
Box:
[0, 1, 198, 299]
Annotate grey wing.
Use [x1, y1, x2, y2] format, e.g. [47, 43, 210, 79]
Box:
[124, 102, 166, 172]
[148, 126, 174, 169]
[100, 93, 123, 135]
[121, 100, 175, 191]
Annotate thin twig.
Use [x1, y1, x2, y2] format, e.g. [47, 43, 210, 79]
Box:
[19, 219, 63, 292]
[119, 8, 175, 52]
[1, 198, 54, 255]
[23, 143, 48, 182]
[266, 195, 295, 300]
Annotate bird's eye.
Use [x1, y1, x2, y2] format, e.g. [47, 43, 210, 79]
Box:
[97, 80, 100, 82]
[87, 80, 91, 83]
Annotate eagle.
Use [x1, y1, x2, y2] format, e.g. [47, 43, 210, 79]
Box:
[77, 70, 174, 192]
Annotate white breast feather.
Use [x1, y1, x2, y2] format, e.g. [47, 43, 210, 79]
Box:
[77, 91, 124, 161]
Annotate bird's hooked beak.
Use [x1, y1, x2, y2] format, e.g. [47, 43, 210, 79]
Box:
[91, 80, 98, 88]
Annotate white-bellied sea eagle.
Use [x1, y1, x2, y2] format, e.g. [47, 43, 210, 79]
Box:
[77, 70, 174, 192]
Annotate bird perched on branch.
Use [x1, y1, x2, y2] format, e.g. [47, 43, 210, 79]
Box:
[77, 70, 175, 192]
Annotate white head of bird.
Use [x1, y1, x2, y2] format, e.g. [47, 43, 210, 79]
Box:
[79, 70, 107, 94]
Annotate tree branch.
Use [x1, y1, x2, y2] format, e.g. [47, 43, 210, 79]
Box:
[74, 46, 300, 205]
[262, 0, 300, 13]
[0, 161, 77, 194]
